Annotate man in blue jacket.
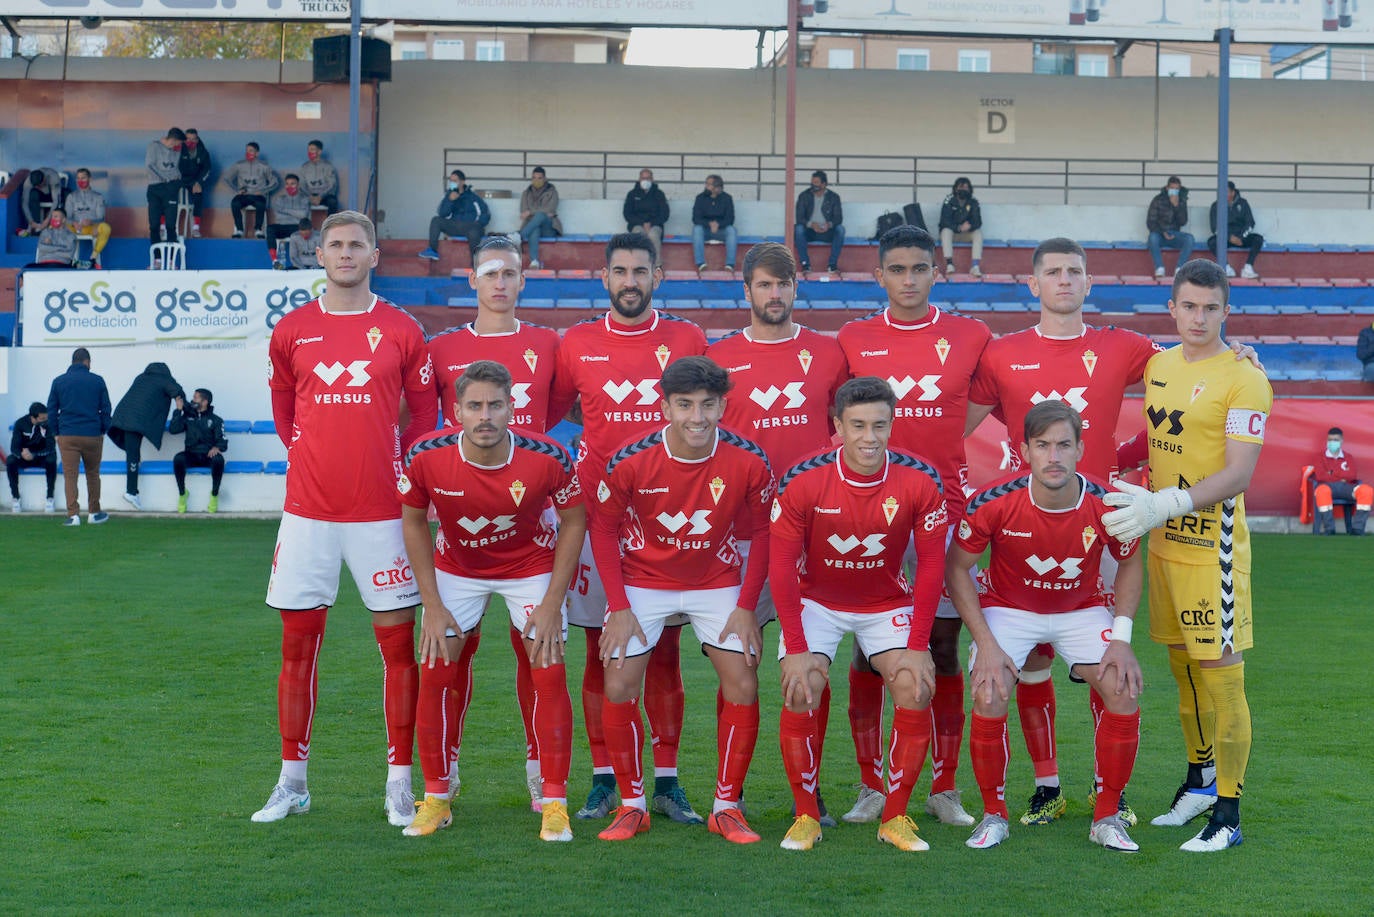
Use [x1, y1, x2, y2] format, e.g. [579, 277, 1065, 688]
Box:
[419, 170, 490, 261]
[47, 347, 112, 526]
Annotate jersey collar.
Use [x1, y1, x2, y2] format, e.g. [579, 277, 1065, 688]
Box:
[466, 319, 522, 338]
[743, 326, 801, 345]
[1028, 472, 1087, 513]
[660, 426, 718, 464]
[884, 305, 941, 332]
[458, 430, 514, 470]
[834, 448, 889, 488]
[1033, 324, 1088, 342]
[318, 293, 378, 316]
[604, 310, 660, 336]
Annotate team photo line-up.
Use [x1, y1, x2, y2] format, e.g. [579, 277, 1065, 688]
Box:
[252, 210, 1268, 856]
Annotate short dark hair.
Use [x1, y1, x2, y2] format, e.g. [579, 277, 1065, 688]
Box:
[1227, 180, 1238, 192]
[195, 387, 213, 406]
[31, 169, 46, 186]
[76, 167, 91, 180]
[1024, 399, 1082, 445]
[879, 225, 937, 265]
[1171, 258, 1229, 303]
[706, 173, 724, 186]
[29, 401, 46, 418]
[72, 347, 91, 364]
[297, 218, 312, 231]
[742, 242, 795, 285]
[606, 231, 657, 266]
[833, 376, 895, 419]
[1167, 174, 1182, 185]
[308, 139, 324, 150]
[246, 141, 260, 153]
[661, 356, 730, 398]
[531, 166, 546, 177]
[186, 128, 199, 137]
[475, 235, 520, 259]
[953, 176, 973, 191]
[1329, 426, 1344, 437]
[1032, 237, 1087, 271]
[284, 173, 300, 184]
[451, 169, 466, 182]
[811, 170, 828, 184]
[455, 359, 513, 400]
[166, 127, 186, 142]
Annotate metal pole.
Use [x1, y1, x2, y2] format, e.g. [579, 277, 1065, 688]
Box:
[784, 0, 799, 255]
[348, 0, 362, 212]
[1215, 27, 1231, 267]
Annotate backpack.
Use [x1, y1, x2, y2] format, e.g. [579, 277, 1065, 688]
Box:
[903, 202, 928, 232]
[872, 211, 904, 241]
[873, 203, 928, 241]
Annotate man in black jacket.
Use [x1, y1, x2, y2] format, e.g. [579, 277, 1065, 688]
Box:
[623, 168, 669, 258]
[179, 128, 212, 238]
[108, 361, 185, 510]
[939, 176, 984, 277]
[1208, 181, 1263, 279]
[170, 388, 228, 514]
[691, 174, 737, 272]
[793, 170, 845, 274]
[1146, 176, 1195, 278]
[8, 401, 56, 513]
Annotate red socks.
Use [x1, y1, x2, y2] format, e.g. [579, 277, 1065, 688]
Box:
[970, 713, 1010, 819]
[929, 673, 966, 794]
[645, 626, 684, 770]
[278, 608, 327, 761]
[602, 697, 646, 802]
[715, 701, 759, 805]
[416, 653, 466, 796]
[848, 666, 886, 792]
[582, 629, 609, 770]
[1092, 709, 1140, 820]
[373, 621, 419, 766]
[880, 706, 932, 822]
[779, 708, 822, 819]
[1016, 676, 1058, 779]
[509, 626, 538, 763]
[531, 663, 573, 800]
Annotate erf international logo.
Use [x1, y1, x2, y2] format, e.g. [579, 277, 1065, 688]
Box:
[39, 276, 327, 335]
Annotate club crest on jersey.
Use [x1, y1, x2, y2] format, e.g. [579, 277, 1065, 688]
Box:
[655, 344, 672, 371]
[1191, 380, 1207, 403]
[597, 480, 611, 503]
[934, 337, 951, 366]
[397, 473, 412, 495]
[1082, 525, 1098, 553]
[510, 479, 526, 506]
[959, 519, 972, 540]
[523, 349, 538, 373]
[366, 326, 383, 353]
[882, 496, 899, 525]
[709, 476, 726, 505]
[798, 348, 813, 374]
[1082, 349, 1098, 377]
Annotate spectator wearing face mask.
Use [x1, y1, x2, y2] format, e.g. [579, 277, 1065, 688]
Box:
[222, 142, 279, 239]
[1305, 426, 1372, 536]
[147, 127, 187, 247]
[300, 139, 341, 216]
[1146, 175, 1195, 279]
[179, 128, 213, 238]
[66, 168, 111, 268]
[418, 170, 490, 262]
[518, 166, 562, 270]
[623, 168, 669, 258]
[284, 218, 319, 270]
[939, 176, 983, 277]
[30, 208, 78, 268]
[267, 173, 312, 262]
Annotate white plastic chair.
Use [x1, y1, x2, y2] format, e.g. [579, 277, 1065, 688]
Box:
[175, 187, 194, 240]
[149, 241, 186, 270]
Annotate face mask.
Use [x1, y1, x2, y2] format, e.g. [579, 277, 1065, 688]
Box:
[1167, 188, 1179, 197]
[286, 186, 298, 195]
[77, 178, 90, 190]
[50, 217, 63, 228]
[640, 179, 652, 191]
[1328, 440, 1342, 454]
[956, 188, 970, 199]
[308, 149, 319, 161]
[532, 177, 544, 187]
[448, 181, 459, 191]
[246, 150, 257, 161]
[186, 139, 197, 149]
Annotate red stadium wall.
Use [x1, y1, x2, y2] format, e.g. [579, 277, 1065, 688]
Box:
[964, 398, 1374, 516]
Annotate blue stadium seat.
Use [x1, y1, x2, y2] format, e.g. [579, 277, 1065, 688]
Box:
[1133, 302, 1170, 314]
[665, 298, 701, 312]
[250, 420, 276, 436]
[953, 301, 994, 312]
[1112, 241, 1149, 250]
[809, 300, 847, 310]
[446, 297, 478, 307]
[265, 461, 289, 475]
[222, 420, 252, 434]
[555, 298, 593, 311]
[521, 298, 556, 310]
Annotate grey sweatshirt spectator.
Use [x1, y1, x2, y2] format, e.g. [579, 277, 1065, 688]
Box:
[300, 140, 340, 215]
[518, 167, 561, 268]
[286, 220, 320, 270]
[146, 127, 186, 246]
[223, 143, 279, 238]
[33, 210, 78, 265]
[267, 174, 312, 258]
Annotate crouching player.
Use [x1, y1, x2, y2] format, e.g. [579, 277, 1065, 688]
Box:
[592, 356, 774, 844]
[946, 400, 1144, 852]
[398, 360, 585, 842]
[772, 377, 949, 852]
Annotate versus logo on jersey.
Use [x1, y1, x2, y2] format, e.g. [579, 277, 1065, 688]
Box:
[934, 338, 951, 365]
[1082, 350, 1098, 377]
[1147, 405, 1185, 436]
[371, 555, 413, 588]
[602, 379, 660, 405]
[882, 496, 899, 525]
[709, 477, 726, 505]
[655, 344, 672, 372]
[749, 382, 806, 410]
[313, 360, 371, 387]
[798, 348, 813, 374]
[523, 349, 538, 373]
[1025, 555, 1084, 580]
[888, 374, 942, 401]
[511, 383, 532, 410]
[827, 533, 886, 556]
[510, 480, 526, 506]
[456, 515, 517, 534]
[1032, 387, 1088, 414]
[1082, 526, 1098, 553]
[366, 326, 383, 353]
[658, 510, 712, 534]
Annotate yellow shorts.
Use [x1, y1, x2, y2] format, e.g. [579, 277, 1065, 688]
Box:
[1147, 553, 1252, 661]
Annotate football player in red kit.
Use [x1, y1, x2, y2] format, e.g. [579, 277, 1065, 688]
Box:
[255, 211, 437, 826]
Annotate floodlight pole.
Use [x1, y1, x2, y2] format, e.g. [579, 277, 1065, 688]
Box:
[784, 0, 799, 255]
[348, 0, 362, 212]
[1215, 26, 1231, 267]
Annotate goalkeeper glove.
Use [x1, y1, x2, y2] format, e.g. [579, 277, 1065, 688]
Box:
[1102, 480, 1193, 540]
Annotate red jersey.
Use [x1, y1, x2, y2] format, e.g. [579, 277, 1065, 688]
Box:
[955, 471, 1139, 614]
[837, 306, 991, 512]
[770, 448, 949, 654]
[268, 296, 434, 522]
[969, 325, 1160, 480]
[428, 320, 569, 432]
[707, 325, 849, 473]
[552, 310, 707, 491]
[399, 427, 581, 579]
[1315, 448, 1360, 485]
[590, 427, 773, 613]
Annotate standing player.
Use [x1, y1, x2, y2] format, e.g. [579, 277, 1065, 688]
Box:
[773, 377, 949, 852]
[551, 234, 708, 822]
[427, 235, 572, 810]
[591, 357, 773, 844]
[254, 211, 437, 826]
[948, 400, 1144, 852]
[1103, 259, 1272, 852]
[398, 361, 585, 842]
[836, 225, 990, 826]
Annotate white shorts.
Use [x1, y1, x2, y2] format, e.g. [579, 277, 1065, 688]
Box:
[1098, 550, 1119, 610]
[778, 599, 912, 662]
[968, 606, 1113, 674]
[266, 512, 419, 612]
[566, 533, 608, 629]
[901, 529, 975, 621]
[608, 585, 745, 659]
[738, 539, 776, 627]
[431, 569, 562, 639]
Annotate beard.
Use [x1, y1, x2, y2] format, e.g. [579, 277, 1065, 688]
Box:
[611, 287, 651, 320]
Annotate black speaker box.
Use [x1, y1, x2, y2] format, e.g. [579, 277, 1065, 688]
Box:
[313, 36, 391, 83]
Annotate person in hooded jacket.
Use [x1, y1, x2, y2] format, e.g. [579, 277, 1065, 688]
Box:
[939, 176, 984, 277]
[623, 168, 669, 258]
[108, 362, 185, 510]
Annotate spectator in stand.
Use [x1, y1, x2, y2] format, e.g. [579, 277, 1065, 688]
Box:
[691, 174, 737, 273]
[169, 388, 228, 514]
[21, 167, 63, 236]
[1357, 320, 1374, 383]
[108, 361, 185, 512]
[146, 127, 186, 248]
[300, 139, 341, 216]
[418, 170, 490, 261]
[1208, 180, 1263, 279]
[223, 142, 278, 240]
[623, 168, 669, 258]
[1146, 175, 1195, 278]
[29, 208, 77, 268]
[283, 218, 319, 270]
[1307, 426, 1371, 536]
[47, 347, 112, 526]
[519, 166, 561, 270]
[66, 169, 111, 269]
[939, 176, 984, 277]
[179, 128, 212, 239]
[8, 401, 57, 514]
[267, 174, 311, 263]
[794, 170, 845, 274]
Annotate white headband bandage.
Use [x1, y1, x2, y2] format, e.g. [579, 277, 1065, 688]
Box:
[475, 258, 506, 278]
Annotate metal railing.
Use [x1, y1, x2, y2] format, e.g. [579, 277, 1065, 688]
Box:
[444, 147, 1374, 209]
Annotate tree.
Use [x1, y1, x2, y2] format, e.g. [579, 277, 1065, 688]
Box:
[103, 20, 341, 60]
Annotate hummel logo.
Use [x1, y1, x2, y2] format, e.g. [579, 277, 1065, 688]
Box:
[657, 510, 712, 534]
[455, 514, 517, 534]
[749, 382, 806, 410]
[888, 374, 941, 401]
[603, 379, 660, 405]
[313, 360, 371, 387]
[1150, 379, 1168, 388]
[1032, 387, 1088, 413]
[1026, 554, 1084, 579]
[827, 533, 886, 556]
